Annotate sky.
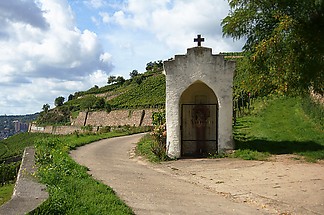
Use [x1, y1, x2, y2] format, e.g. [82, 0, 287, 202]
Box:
[0, 0, 244, 115]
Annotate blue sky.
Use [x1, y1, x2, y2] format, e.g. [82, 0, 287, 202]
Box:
[0, 0, 244, 115]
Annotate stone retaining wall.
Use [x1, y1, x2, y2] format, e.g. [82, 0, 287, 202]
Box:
[30, 109, 160, 135]
[30, 125, 82, 135]
[72, 109, 158, 127]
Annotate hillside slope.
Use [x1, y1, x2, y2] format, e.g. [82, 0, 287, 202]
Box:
[36, 62, 165, 125]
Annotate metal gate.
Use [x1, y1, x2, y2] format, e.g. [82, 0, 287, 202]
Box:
[181, 104, 218, 157]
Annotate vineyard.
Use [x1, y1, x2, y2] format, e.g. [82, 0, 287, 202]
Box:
[109, 74, 166, 109]
[68, 74, 166, 110]
[0, 133, 52, 187]
[0, 133, 51, 161]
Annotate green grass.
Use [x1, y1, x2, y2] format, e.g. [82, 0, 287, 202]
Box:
[234, 97, 324, 161]
[0, 183, 14, 206]
[0, 133, 52, 160]
[30, 129, 151, 214]
[136, 134, 161, 162]
[0, 133, 52, 196]
[230, 149, 270, 160]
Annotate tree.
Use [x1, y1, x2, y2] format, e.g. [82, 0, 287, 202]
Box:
[116, 76, 125, 85]
[130, 70, 139, 78]
[94, 97, 105, 109]
[146, 62, 154, 71]
[54, 96, 65, 107]
[146, 61, 164, 74]
[80, 95, 97, 111]
[107, 75, 116, 84]
[133, 75, 145, 85]
[42, 104, 50, 113]
[68, 94, 74, 101]
[222, 0, 324, 95]
[105, 103, 112, 113]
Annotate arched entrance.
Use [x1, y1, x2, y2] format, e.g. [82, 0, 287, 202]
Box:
[180, 81, 218, 157]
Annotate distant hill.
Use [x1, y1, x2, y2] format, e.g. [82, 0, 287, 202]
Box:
[36, 61, 166, 125]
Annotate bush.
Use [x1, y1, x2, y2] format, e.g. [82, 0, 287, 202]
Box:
[152, 110, 166, 126]
[36, 110, 70, 126]
[81, 125, 93, 132]
[0, 162, 20, 185]
[99, 126, 111, 133]
[150, 124, 167, 160]
[301, 95, 324, 128]
[136, 134, 168, 162]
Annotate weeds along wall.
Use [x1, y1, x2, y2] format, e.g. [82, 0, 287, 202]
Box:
[30, 109, 158, 135]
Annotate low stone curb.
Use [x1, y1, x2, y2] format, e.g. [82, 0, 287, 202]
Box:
[0, 147, 48, 215]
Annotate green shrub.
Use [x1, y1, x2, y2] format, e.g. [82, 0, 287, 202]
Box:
[99, 126, 111, 133]
[81, 125, 93, 132]
[152, 110, 165, 126]
[301, 95, 323, 128]
[136, 134, 164, 162]
[150, 124, 167, 160]
[0, 162, 20, 185]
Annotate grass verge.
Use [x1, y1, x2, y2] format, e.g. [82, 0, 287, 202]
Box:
[136, 134, 169, 163]
[0, 183, 14, 206]
[30, 127, 150, 215]
[234, 97, 324, 162]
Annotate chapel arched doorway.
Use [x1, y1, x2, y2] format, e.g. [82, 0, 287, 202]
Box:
[180, 81, 218, 157]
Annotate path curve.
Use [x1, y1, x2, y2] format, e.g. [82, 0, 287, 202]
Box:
[70, 134, 264, 214]
[71, 134, 324, 215]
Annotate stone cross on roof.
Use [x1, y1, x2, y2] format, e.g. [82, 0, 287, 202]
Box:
[194, 34, 205, 46]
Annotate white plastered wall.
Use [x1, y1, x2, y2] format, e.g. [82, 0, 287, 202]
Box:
[164, 47, 235, 158]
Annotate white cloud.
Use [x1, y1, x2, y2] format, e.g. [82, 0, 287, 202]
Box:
[91, 16, 99, 26]
[113, 10, 127, 26]
[0, 0, 113, 114]
[100, 0, 244, 78]
[86, 0, 105, 9]
[88, 70, 109, 86]
[104, 0, 243, 52]
[99, 12, 110, 24]
[0, 0, 244, 115]
[0, 0, 49, 33]
[97, 1, 243, 53]
[100, 52, 112, 63]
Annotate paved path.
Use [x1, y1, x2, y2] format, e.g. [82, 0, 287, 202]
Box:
[70, 134, 266, 214]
